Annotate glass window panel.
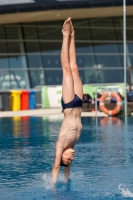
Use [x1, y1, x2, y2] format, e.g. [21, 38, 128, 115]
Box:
[0, 26, 5, 39]
[38, 20, 90, 40]
[29, 70, 45, 87]
[122, 43, 133, 67]
[9, 56, 27, 69]
[45, 70, 62, 85]
[38, 27, 62, 40]
[74, 28, 91, 40]
[23, 25, 38, 39]
[127, 44, 133, 53]
[0, 42, 7, 53]
[10, 70, 30, 89]
[79, 69, 99, 84]
[127, 17, 133, 28]
[0, 42, 8, 69]
[117, 43, 123, 53]
[42, 55, 61, 68]
[0, 70, 11, 89]
[6, 25, 27, 70]
[6, 26, 27, 69]
[37, 21, 62, 26]
[127, 56, 133, 66]
[91, 28, 116, 41]
[25, 42, 43, 69]
[5, 26, 21, 40]
[0, 56, 8, 69]
[25, 42, 40, 53]
[7, 41, 28, 69]
[95, 55, 121, 67]
[119, 55, 131, 68]
[77, 55, 95, 68]
[127, 56, 132, 67]
[7, 42, 22, 53]
[67, 19, 91, 40]
[114, 17, 122, 28]
[72, 19, 89, 26]
[40, 42, 61, 53]
[119, 55, 124, 69]
[78, 69, 85, 84]
[76, 42, 93, 53]
[115, 29, 123, 41]
[93, 43, 119, 53]
[37, 21, 62, 40]
[98, 69, 123, 83]
[89, 18, 114, 27]
[27, 55, 43, 68]
[127, 29, 133, 41]
[121, 44, 133, 67]
[81, 69, 123, 84]
[112, 17, 133, 41]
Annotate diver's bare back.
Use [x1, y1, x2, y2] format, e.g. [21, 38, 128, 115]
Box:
[57, 108, 82, 149]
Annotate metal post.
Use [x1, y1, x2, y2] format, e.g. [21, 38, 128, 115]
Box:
[123, 0, 127, 124]
[95, 88, 98, 117]
[95, 88, 98, 127]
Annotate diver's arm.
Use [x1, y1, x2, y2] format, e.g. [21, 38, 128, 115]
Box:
[64, 165, 70, 182]
[52, 143, 63, 184]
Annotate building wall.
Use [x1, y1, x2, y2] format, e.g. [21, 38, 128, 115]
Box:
[0, 16, 133, 89]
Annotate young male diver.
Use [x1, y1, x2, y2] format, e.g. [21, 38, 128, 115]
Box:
[52, 17, 83, 184]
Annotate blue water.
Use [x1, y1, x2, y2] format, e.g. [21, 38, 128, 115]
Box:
[0, 116, 133, 200]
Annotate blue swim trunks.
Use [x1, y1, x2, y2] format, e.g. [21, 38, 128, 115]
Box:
[61, 94, 83, 111]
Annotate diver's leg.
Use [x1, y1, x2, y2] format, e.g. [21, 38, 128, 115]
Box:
[61, 18, 74, 103]
[69, 19, 83, 100]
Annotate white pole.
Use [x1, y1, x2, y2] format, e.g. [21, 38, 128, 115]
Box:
[123, 0, 127, 124]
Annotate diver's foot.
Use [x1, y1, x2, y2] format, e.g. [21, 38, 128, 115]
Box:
[70, 19, 75, 36]
[62, 17, 71, 37]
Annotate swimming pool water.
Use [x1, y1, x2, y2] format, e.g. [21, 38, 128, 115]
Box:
[0, 116, 133, 200]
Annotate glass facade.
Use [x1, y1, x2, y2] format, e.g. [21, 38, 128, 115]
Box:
[0, 16, 133, 89]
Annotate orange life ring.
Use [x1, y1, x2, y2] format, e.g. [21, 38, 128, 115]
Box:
[100, 92, 122, 116]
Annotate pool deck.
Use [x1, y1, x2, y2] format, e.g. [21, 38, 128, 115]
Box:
[0, 108, 132, 118]
[0, 108, 109, 118]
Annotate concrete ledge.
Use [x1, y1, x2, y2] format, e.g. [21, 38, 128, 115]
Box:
[0, 108, 109, 118]
[0, 108, 61, 118]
